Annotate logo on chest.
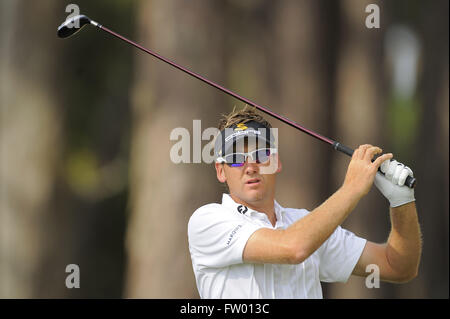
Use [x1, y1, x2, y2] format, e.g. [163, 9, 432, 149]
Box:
[237, 205, 248, 214]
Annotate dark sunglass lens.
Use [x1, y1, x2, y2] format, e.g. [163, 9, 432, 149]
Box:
[224, 153, 246, 166]
[255, 149, 271, 163]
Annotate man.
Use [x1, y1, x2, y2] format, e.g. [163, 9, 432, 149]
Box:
[188, 106, 422, 299]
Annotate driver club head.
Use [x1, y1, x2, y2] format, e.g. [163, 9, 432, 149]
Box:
[57, 15, 93, 38]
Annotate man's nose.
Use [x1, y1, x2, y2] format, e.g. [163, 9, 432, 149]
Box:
[244, 158, 259, 174]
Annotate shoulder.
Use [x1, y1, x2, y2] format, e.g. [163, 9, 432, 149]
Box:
[188, 203, 237, 234]
[189, 203, 222, 223]
[281, 206, 310, 225]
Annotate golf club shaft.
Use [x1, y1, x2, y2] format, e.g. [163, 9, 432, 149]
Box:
[100, 26, 334, 144]
[98, 24, 416, 189]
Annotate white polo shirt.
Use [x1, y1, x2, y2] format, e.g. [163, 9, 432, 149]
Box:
[188, 194, 367, 299]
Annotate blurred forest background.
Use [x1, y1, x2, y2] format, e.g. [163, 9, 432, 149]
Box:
[0, 0, 448, 298]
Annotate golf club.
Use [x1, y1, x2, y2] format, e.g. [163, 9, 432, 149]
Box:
[57, 14, 416, 188]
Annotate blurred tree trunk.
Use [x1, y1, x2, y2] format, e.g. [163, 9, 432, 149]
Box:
[272, 0, 331, 212]
[125, 0, 227, 298]
[327, 0, 388, 298]
[0, 0, 62, 298]
[413, 0, 449, 298]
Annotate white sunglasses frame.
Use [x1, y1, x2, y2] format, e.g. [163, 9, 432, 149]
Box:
[216, 148, 278, 166]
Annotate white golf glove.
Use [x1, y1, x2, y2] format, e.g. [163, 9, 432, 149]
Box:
[374, 159, 415, 207]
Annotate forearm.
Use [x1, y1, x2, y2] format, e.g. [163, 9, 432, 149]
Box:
[385, 202, 422, 279]
[282, 186, 361, 262]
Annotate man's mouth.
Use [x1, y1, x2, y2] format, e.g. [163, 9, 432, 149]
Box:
[246, 178, 261, 185]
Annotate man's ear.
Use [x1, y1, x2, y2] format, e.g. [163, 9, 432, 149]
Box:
[276, 154, 282, 173]
[215, 162, 227, 183]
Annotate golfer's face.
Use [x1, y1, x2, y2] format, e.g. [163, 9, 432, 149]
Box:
[216, 143, 281, 203]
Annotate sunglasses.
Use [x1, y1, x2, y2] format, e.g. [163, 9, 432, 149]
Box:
[217, 148, 277, 167]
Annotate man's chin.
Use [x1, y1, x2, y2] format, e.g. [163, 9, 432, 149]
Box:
[241, 188, 265, 203]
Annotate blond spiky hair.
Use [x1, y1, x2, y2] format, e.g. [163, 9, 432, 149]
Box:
[217, 105, 272, 131]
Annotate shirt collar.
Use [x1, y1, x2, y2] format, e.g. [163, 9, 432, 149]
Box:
[221, 193, 285, 226]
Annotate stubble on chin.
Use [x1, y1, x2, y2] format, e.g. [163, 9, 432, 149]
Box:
[240, 187, 266, 205]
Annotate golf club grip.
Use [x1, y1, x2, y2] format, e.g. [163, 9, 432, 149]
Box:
[333, 142, 416, 188]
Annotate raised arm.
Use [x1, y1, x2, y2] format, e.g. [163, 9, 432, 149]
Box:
[353, 160, 421, 283]
[243, 144, 392, 264]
